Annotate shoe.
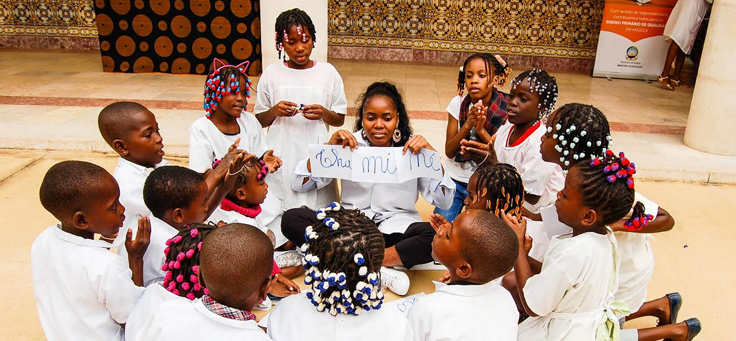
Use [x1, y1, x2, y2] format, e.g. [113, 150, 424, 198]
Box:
[664, 317, 701, 341]
[380, 267, 410, 296]
[658, 292, 682, 326]
[657, 75, 675, 91]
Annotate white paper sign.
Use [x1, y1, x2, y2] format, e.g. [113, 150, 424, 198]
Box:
[309, 145, 442, 183]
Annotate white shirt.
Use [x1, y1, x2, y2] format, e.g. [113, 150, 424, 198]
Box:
[518, 231, 619, 341]
[188, 113, 284, 243]
[443, 95, 478, 184]
[293, 130, 456, 234]
[267, 294, 412, 341]
[143, 216, 178, 286]
[614, 192, 658, 314]
[408, 281, 518, 341]
[31, 225, 143, 341]
[254, 61, 347, 211]
[113, 157, 169, 236]
[126, 283, 183, 341]
[494, 121, 564, 214]
[136, 298, 272, 340]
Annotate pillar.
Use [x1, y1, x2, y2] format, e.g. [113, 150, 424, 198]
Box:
[259, 0, 328, 68]
[684, 0, 736, 155]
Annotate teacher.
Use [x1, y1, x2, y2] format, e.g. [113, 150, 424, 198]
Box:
[281, 82, 455, 293]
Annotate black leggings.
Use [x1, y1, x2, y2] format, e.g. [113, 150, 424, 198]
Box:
[281, 207, 436, 269]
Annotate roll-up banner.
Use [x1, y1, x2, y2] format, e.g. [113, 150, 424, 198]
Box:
[593, 0, 678, 80]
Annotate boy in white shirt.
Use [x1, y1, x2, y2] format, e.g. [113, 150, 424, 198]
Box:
[137, 223, 275, 340]
[32, 161, 151, 340]
[410, 209, 519, 341]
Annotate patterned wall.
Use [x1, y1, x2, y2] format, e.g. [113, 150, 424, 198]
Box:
[0, 0, 99, 48]
[328, 0, 605, 59]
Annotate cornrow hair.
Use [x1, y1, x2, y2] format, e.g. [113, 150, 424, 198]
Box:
[161, 223, 217, 300]
[301, 202, 386, 316]
[274, 8, 316, 61]
[472, 164, 525, 219]
[546, 103, 612, 168]
[214, 154, 269, 186]
[456, 53, 512, 94]
[202, 59, 252, 119]
[353, 81, 413, 146]
[572, 150, 651, 228]
[510, 68, 559, 119]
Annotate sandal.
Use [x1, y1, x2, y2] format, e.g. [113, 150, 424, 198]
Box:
[657, 76, 675, 91]
[670, 79, 688, 88]
[658, 292, 682, 326]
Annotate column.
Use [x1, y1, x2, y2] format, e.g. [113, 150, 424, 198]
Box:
[259, 0, 328, 68]
[683, 0, 736, 155]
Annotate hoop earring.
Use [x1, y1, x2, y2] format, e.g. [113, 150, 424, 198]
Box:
[393, 128, 401, 143]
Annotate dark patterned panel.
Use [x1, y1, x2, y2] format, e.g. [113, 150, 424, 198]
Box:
[0, 0, 98, 38]
[93, 0, 262, 75]
[328, 0, 605, 59]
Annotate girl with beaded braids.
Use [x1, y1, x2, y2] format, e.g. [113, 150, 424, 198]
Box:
[437, 53, 512, 222]
[267, 204, 413, 340]
[255, 8, 347, 215]
[283, 81, 455, 295]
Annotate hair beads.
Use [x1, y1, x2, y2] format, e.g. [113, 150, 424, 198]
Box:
[510, 68, 559, 119]
[203, 58, 252, 119]
[275, 8, 317, 61]
[548, 103, 612, 169]
[161, 224, 216, 300]
[301, 202, 385, 316]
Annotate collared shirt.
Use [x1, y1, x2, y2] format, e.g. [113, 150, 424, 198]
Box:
[202, 295, 257, 322]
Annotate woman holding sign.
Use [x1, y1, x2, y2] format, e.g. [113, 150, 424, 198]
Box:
[282, 82, 456, 295]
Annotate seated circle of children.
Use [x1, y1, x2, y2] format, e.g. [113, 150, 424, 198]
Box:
[255, 8, 348, 212]
[438, 53, 512, 222]
[125, 223, 216, 340]
[268, 204, 413, 340]
[410, 209, 519, 341]
[490, 68, 564, 214]
[32, 161, 150, 340]
[136, 223, 274, 340]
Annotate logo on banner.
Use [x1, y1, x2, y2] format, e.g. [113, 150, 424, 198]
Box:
[626, 46, 639, 61]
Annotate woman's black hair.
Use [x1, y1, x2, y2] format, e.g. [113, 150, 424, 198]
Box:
[275, 8, 316, 61]
[353, 81, 413, 146]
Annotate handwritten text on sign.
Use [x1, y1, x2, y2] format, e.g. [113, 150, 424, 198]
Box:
[309, 145, 443, 183]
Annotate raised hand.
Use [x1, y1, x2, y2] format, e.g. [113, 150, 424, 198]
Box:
[126, 215, 151, 259]
[327, 129, 359, 151]
[262, 150, 282, 173]
[429, 213, 452, 232]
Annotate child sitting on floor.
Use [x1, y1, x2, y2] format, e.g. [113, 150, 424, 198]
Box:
[125, 223, 216, 340]
[267, 204, 413, 340]
[490, 68, 564, 214]
[410, 209, 519, 340]
[32, 161, 150, 340]
[137, 223, 274, 340]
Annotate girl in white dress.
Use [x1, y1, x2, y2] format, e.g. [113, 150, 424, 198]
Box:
[268, 204, 412, 341]
[658, 0, 712, 90]
[255, 8, 347, 212]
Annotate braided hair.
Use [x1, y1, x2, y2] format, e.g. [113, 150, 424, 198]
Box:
[202, 60, 252, 119]
[510, 68, 559, 119]
[572, 150, 652, 229]
[353, 81, 413, 146]
[275, 8, 316, 61]
[161, 223, 217, 300]
[456, 53, 512, 95]
[301, 203, 386, 316]
[471, 164, 525, 219]
[546, 103, 612, 168]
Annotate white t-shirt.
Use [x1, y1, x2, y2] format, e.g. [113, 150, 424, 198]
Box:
[113, 157, 169, 236]
[254, 61, 346, 211]
[31, 225, 143, 341]
[267, 294, 412, 341]
[292, 130, 456, 235]
[126, 283, 183, 341]
[614, 192, 659, 314]
[408, 280, 518, 341]
[443, 95, 477, 184]
[518, 231, 618, 341]
[143, 216, 178, 286]
[494, 121, 564, 214]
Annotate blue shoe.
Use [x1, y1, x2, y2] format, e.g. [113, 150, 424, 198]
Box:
[684, 318, 702, 341]
[659, 292, 682, 326]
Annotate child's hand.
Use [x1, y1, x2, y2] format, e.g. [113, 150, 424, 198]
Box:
[501, 211, 527, 243]
[402, 135, 434, 155]
[474, 111, 487, 133]
[216, 220, 227, 227]
[429, 213, 451, 232]
[302, 104, 329, 120]
[275, 101, 299, 117]
[262, 150, 282, 173]
[524, 234, 533, 255]
[223, 151, 252, 184]
[460, 139, 496, 165]
[438, 270, 451, 283]
[228, 137, 241, 153]
[609, 218, 628, 232]
[126, 216, 151, 259]
[468, 100, 487, 130]
[327, 129, 359, 151]
[268, 274, 301, 298]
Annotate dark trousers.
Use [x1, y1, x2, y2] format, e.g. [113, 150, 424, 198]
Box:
[281, 207, 435, 269]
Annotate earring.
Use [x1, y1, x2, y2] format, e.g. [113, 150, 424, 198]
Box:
[392, 128, 401, 143]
